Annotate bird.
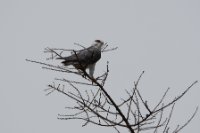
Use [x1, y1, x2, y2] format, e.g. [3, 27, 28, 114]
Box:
[57, 40, 104, 78]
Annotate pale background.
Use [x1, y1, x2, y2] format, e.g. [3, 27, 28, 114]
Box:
[0, 0, 199, 133]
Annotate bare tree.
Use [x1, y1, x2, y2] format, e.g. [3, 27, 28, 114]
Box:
[26, 43, 198, 133]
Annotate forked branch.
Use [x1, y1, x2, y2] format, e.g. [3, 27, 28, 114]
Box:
[26, 45, 198, 133]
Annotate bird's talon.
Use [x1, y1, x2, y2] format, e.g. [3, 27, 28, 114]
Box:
[82, 74, 86, 78]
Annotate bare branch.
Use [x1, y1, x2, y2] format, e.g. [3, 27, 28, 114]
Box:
[172, 107, 198, 133]
[163, 103, 175, 133]
[27, 43, 198, 133]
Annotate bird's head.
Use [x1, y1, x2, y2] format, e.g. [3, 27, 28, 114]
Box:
[92, 40, 104, 50]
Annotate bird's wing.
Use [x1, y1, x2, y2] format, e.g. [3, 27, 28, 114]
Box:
[61, 47, 101, 66]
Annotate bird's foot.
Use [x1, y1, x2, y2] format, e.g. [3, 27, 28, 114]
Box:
[82, 74, 87, 79]
[89, 77, 97, 85]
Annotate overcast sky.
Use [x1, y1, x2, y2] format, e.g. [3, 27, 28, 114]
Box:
[0, 0, 200, 133]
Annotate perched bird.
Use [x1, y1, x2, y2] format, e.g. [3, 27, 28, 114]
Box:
[57, 40, 104, 78]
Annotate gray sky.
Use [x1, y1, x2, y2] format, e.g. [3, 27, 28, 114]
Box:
[0, 0, 200, 133]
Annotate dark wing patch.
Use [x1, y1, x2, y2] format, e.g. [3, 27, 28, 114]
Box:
[61, 47, 101, 66]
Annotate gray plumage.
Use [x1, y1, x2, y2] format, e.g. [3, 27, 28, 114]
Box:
[57, 40, 104, 77]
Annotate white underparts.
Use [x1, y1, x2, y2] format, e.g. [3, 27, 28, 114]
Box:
[88, 63, 96, 78]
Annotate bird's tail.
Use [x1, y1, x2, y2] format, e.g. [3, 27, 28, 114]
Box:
[56, 57, 64, 60]
[56, 57, 74, 66]
[61, 60, 74, 66]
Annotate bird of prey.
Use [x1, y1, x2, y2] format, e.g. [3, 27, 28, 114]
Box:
[57, 40, 104, 78]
